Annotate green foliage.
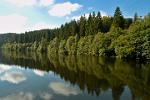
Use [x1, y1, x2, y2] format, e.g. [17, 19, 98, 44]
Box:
[102, 16, 112, 32]
[65, 36, 77, 55]
[112, 7, 124, 29]
[77, 35, 93, 55]
[85, 12, 98, 35]
[110, 20, 150, 59]
[97, 33, 112, 56]
[30, 41, 39, 51]
[58, 40, 67, 54]
[90, 33, 102, 55]
[2, 43, 32, 52]
[48, 37, 60, 55]
[37, 38, 48, 52]
[134, 13, 138, 22]
[79, 15, 86, 37]
[95, 12, 102, 32]
[110, 35, 134, 58]
[1, 7, 150, 59]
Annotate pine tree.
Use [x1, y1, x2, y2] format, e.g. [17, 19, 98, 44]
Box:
[85, 13, 92, 35]
[112, 7, 124, 28]
[85, 12, 97, 35]
[102, 16, 113, 32]
[70, 20, 78, 36]
[92, 12, 97, 34]
[95, 11, 102, 32]
[134, 13, 138, 22]
[79, 15, 86, 37]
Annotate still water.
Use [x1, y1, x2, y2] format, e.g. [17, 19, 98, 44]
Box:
[0, 51, 150, 100]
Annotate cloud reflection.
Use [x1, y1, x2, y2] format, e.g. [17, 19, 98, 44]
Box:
[33, 69, 46, 77]
[49, 82, 80, 96]
[0, 92, 34, 100]
[0, 71, 26, 84]
[0, 64, 12, 74]
[40, 92, 53, 100]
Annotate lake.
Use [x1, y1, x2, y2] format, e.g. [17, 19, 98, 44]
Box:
[0, 50, 149, 100]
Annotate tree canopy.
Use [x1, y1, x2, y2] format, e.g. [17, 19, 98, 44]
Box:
[1, 7, 150, 59]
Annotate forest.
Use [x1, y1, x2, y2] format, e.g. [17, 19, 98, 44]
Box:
[1, 7, 150, 59]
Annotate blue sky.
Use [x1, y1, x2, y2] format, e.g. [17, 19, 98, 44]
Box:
[0, 0, 150, 33]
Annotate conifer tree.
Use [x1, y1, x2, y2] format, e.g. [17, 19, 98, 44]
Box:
[112, 7, 124, 28]
[79, 15, 86, 36]
[95, 11, 102, 32]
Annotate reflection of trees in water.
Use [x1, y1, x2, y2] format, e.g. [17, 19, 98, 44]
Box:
[0, 51, 52, 72]
[1, 50, 150, 100]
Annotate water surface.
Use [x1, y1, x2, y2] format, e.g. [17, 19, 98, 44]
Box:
[0, 51, 150, 100]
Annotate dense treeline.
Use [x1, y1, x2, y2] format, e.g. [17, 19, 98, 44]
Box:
[1, 7, 150, 59]
[0, 29, 54, 44]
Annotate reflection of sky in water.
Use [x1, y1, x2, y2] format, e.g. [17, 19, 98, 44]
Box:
[0, 71, 26, 84]
[33, 69, 46, 77]
[0, 92, 34, 100]
[0, 64, 26, 84]
[0, 63, 132, 100]
[49, 82, 80, 96]
[0, 64, 11, 74]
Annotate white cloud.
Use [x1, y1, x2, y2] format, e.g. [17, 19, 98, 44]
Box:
[5, 0, 55, 7]
[124, 16, 133, 18]
[0, 14, 59, 33]
[71, 13, 89, 20]
[31, 22, 59, 30]
[0, 14, 28, 33]
[71, 10, 108, 20]
[39, 0, 54, 6]
[0, 92, 34, 100]
[100, 10, 108, 17]
[0, 71, 26, 84]
[5, 0, 37, 7]
[48, 2, 82, 17]
[49, 82, 80, 96]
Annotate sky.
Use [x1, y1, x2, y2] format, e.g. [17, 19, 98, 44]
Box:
[0, 0, 150, 33]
